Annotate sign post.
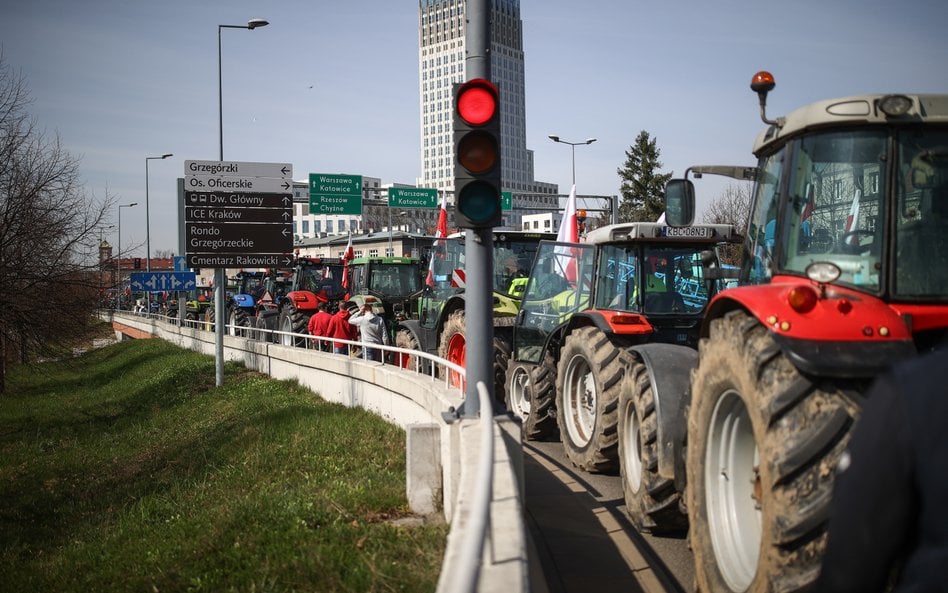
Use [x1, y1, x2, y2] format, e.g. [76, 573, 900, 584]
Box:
[184, 161, 294, 268]
[184, 160, 294, 387]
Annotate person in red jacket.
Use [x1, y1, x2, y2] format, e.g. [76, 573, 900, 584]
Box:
[326, 301, 356, 355]
[306, 301, 333, 352]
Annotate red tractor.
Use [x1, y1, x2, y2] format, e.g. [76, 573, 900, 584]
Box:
[645, 72, 948, 592]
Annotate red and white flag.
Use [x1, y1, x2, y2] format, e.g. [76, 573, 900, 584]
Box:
[555, 184, 579, 283]
[341, 232, 354, 289]
[426, 192, 448, 287]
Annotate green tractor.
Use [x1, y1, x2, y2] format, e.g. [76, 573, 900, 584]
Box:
[345, 255, 425, 336]
[163, 287, 214, 326]
[394, 230, 555, 403]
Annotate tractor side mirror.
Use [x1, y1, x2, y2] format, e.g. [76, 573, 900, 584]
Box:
[664, 179, 696, 227]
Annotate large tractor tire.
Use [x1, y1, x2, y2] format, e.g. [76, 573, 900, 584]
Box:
[687, 310, 861, 593]
[252, 315, 271, 342]
[278, 305, 311, 347]
[505, 351, 558, 440]
[492, 333, 512, 409]
[438, 309, 467, 389]
[228, 308, 252, 337]
[619, 360, 688, 534]
[395, 328, 430, 375]
[437, 309, 511, 404]
[556, 326, 631, 473]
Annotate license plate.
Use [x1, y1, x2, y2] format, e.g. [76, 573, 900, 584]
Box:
[662, 226, 713, 238]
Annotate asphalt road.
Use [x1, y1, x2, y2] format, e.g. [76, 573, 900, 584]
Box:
[523, 439, 695, 593]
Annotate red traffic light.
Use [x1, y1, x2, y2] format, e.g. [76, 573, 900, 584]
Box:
[456, 79, 498, 126]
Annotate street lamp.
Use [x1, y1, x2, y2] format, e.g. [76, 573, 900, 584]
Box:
[216, 18, 268, 386]
[548, 135, 597, 186]
[145, 154, 173, 272]
[117, 202, 138, 310]
[219, 18, 269, 160]
[145, 153, 173, 313]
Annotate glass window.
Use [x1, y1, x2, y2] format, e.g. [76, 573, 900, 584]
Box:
[595, 245, 709, 314]
[894, 129, 948, 297]
[779, 130, 887, 291]
[515, 242, 594, 363]
[743, 148, 784, 284]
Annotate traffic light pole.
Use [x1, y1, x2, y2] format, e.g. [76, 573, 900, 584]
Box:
[459, 0, 492, 419]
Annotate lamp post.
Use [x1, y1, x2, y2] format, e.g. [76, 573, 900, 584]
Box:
[145, 153, 173, 314]
[117, 202, 138, 310]
[548, 135, 597, 186]
[145, 154, 173, 272]
[216, 18, 268, 386]
[219, 18, 269, 160]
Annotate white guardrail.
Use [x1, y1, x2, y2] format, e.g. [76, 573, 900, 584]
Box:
[104, 310, 528, 593]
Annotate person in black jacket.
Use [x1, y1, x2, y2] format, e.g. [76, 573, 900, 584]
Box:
[816, 344, 948, 592]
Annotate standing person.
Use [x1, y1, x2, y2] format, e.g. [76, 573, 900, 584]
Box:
[307, 301, 333, 352]
[348, 302, 390, 363]
[815, 343, 948, 592]
[326, 301, 356, 356]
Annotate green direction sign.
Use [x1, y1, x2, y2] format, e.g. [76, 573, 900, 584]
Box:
[389, 187, 438, 209]
[309, 173, 362, 215]
[502, 191, 512, 211]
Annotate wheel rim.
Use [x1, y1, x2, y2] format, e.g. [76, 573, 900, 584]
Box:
[704, 388, 761, 592]
[280, 315, 294, 346]
[621, 398, 642, 495]
[563, 353, 596, 448]
[446, 332, 466, 388]
[228, 311, 237, 336]
[508, 366, 531, 420]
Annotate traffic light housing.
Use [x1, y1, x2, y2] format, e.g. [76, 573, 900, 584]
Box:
[134, 257, 141, 269]
[454, 78, 502, 229]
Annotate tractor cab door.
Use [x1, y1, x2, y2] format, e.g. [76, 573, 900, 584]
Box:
[512, 241, 595, 364]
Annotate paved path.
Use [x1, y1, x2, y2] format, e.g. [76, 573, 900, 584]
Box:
[523, 441, 692, 593]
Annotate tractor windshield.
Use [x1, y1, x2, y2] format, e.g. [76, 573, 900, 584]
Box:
[440, 233, 550, 296]
[596, 244, 710, 314]
[515, 242, 595, 364]
[367, 262, 422, 297]
[747, 127, 948, 299]
[297, 264, 345, 300]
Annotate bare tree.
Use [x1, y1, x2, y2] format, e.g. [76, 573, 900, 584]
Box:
[702, 182, 752, 266]
[0, 55, 113, 392]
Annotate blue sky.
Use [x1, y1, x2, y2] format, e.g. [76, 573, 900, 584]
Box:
[2, 0, 945, 255]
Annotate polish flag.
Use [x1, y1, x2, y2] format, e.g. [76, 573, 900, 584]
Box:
[426, 192, 448, 287]
[555, 184, 579, 283]
[341, 232, 354, 289]
[844, 189, 861, 245]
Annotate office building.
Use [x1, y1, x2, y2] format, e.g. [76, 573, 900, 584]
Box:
[418, 0, 558, 228]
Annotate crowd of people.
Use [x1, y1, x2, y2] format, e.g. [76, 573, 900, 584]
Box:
[307, 299, 390, 362]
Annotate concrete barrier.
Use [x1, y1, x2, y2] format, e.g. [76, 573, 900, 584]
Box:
[105, 311, 528, 592]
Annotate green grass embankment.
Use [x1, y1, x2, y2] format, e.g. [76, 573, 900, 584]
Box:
[0, 338, 447, 593]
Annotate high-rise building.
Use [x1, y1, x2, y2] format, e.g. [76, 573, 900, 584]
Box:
[418, 0, 558, 228]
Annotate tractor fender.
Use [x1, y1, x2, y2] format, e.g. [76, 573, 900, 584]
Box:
[232, 293, 256, 309]
[395, 319, 440, 355]
[626, 342, 697, 491]
[283, 290, 321, 313]
[704, 285, 916, 378]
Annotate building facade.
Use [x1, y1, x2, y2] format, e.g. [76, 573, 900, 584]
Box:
[418, 0, 558, 228]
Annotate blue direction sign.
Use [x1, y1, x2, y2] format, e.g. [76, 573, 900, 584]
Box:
[129, 272, 197, 293]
